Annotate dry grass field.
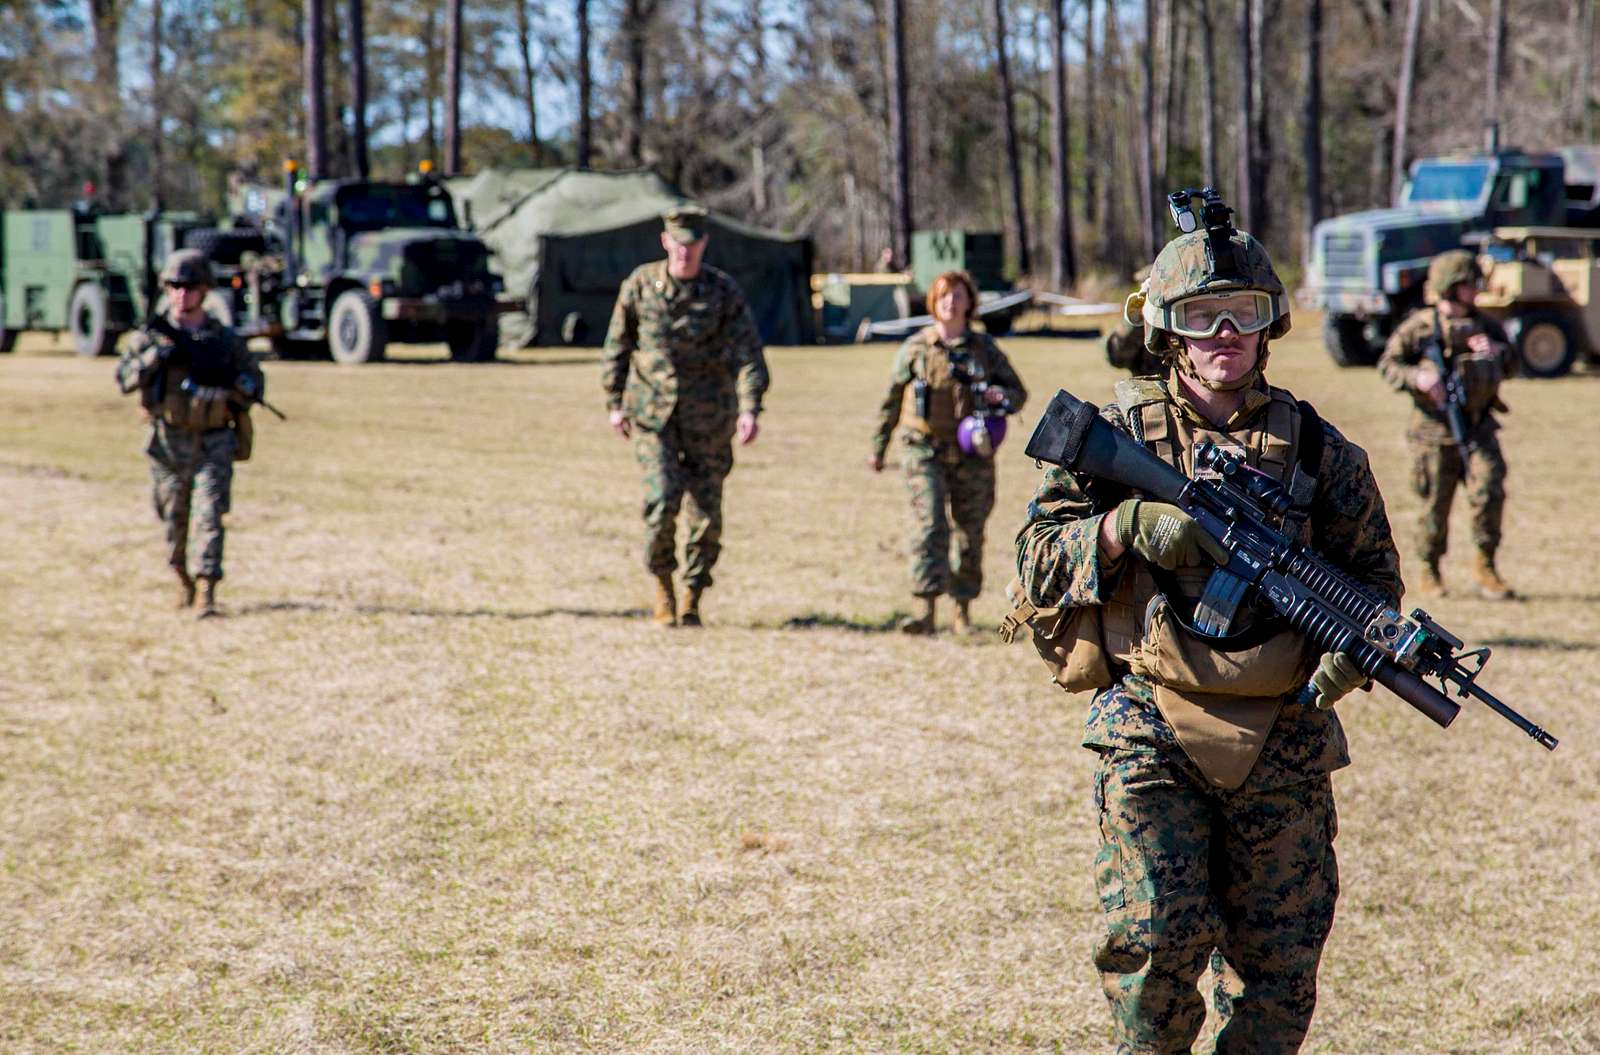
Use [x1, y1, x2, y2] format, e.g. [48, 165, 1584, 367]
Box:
[1, 319, 1596, 1054]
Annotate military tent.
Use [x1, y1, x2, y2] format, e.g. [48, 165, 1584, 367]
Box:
[447, 168, 815, 347]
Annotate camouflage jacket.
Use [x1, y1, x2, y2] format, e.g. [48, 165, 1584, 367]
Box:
[1378, 306, 1516, 445]
[601, 261, 769, 434]
[1014, 374, 1402, 789]
[871, 326, 1027, 459]
[116, 315, 260, 430]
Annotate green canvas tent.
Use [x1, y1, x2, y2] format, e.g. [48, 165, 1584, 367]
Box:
[448, 168, 815, 347]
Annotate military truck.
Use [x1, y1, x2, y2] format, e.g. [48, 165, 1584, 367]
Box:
[1306, 149, 1594, 366]
[1472, 226, 1600, 377]
[212, 164, 503, 363]
[0, 205, 207, 356]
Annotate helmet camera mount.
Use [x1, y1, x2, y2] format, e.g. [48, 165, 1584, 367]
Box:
[1167, 187, 1244, 284]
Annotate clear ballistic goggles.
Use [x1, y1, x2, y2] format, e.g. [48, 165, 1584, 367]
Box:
[1164, 290, 1279, 339]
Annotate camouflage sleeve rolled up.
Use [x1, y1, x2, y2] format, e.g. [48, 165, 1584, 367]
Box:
[722, 285, 769, 416]
[870, 340, 916, 459]
[600, 274, 640, 411]
[1309, 423, 1403, 609]
[1014, 405, 1130, 608]
[1482, 314, 1519, 379]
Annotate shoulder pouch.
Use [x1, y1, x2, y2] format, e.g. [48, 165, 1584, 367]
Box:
[999, 577, 1114, 694]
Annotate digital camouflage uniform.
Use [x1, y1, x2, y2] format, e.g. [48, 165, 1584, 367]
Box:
[1377, 306, 1516, 570]
[117, 316, 262, 583]
[872, 326, 1027, 600]
[1016, 375, 1400, 1054]
[602, 259, 769, 589]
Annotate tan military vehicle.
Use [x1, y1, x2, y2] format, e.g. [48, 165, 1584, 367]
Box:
[1474, 226, 1600, 377]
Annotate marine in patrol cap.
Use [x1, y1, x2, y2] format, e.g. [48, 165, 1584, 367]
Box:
[663, 205, 710, 245]
[159, 248, 214, 288]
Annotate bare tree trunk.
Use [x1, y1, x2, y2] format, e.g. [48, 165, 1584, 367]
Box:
[1235, 0, 1254, 230]
[1101, 0, 1123, 261]
[992, 0, 1032, 276]
[1249, 0, 1269, 239]
[1083, 0, 1098, 225]
[150, 0, 163, 208]
[326, 1, 348, 177]
[886, 0, 913, 270]
[1050, 0, 1076, 288]
[1140, 0, 1158, 258]
[1584, 0, 1597, 140]
[1486, 0, 1506, 145]
[349, 0, 369, 179]
[513, 2, 541, 164]
[576, 0, 592, 169]
[1304, 0, 1323, 270]
[1156, 0, 1177, 191]
[90, 0, 125, 204]
[424, 6, 439, 164]
[1198, 0, 1217, 188]
[443, 0, 463, 175]
[304, 0, 327, 178]
[1392, 0, 1424, 204]
[621, 0, 655, 166]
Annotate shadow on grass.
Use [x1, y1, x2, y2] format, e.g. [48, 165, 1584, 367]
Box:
[773, 610, 997, 639]
[1480, 635, 1600, 654]
[232, 600, 648, 621]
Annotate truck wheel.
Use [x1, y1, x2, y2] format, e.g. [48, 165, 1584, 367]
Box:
[447, 319, 497, 362]
[1323, 315, 1378, 367]
[0, 292, 15, 353]
[69, 283, 120, 357]
[1509, 311, 1577, 378]
[327, 289, 387, 365]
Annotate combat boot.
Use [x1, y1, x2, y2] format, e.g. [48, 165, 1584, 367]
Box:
[900, 597, 936, 636]
[651, 574, 677, 627]
[680, 585, 704, 628]
[951, 599, 974, 635]
[195, 577, 219, 619]
[1473, 552, 1514, 601]
[1415, 562, 1446, 597]
[174, 568, 196, 609]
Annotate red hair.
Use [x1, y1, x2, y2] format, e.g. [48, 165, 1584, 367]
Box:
[925, 270, 978, 322]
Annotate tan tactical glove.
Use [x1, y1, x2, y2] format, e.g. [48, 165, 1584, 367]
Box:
[1114, 500, 1229, 570]
[1307, 651, 1365, 710]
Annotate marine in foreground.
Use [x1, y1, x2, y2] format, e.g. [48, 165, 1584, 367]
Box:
[115, 249, 266, 619]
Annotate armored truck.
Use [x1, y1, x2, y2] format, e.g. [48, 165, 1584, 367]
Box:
[0, 206, 206, 356]
[215, 165, 504, 363]
[1306, 149, 1596, 366]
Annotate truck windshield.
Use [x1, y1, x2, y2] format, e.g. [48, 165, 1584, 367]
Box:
[1404, 163, 1491, 204]
[336, 186, 456, 231]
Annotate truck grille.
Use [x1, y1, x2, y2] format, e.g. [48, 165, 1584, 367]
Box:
[1320, 231, 1367, 284]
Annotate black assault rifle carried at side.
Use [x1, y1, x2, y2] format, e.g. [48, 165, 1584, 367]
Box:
[1422, 306, 1472, 476]
[143, 315, 287, 421]
[1025, 388, 1557, 751]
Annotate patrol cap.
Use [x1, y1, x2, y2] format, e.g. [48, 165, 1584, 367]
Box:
[663, 204, 710, 245]
[159, 248, 214, 287]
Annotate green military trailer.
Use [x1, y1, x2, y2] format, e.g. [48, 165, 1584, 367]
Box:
[0, 207, 204, 356]
[226, 164, 504, 364]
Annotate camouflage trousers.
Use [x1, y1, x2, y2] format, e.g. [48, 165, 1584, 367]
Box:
[147, 423, 238, 580]
[900, 439, 996, 600]
[1093, 746, 1339, 1054]
[634, 411, 735, 589]
[1409, 433, 1506, 565]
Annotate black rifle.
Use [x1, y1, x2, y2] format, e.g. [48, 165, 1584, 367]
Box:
[1025, 389, 1557, 751]
[1422, 306, 1472, 476]
[144, 316, 287, 420]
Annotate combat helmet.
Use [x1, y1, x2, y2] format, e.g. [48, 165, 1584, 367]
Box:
[1128, 189, 1291, 362]
[159, 248, 214, 288]
[1426, 249, 1481, 302]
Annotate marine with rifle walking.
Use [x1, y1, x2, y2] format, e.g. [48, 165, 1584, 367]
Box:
[602, 205, 770, 628]
[115, 249, 267, 618]
[1377, 249, 1519, 599]
[1013, 190, 1400, 1053]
